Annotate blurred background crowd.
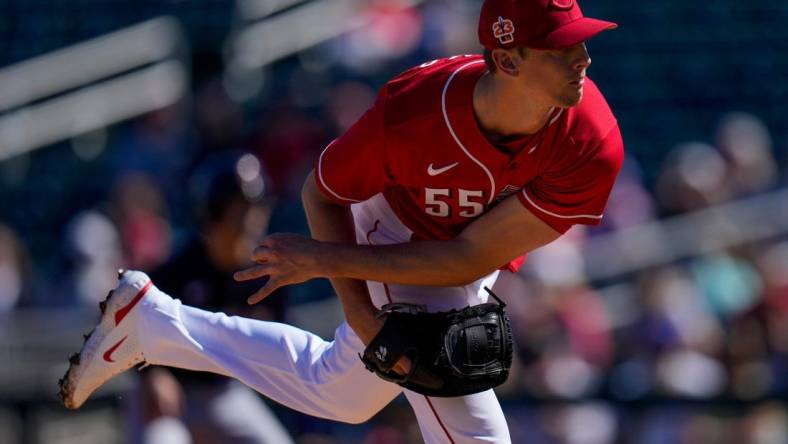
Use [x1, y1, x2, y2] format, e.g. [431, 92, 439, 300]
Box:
[1, 0, 787, 443]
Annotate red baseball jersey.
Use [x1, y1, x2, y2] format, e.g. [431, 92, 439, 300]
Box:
[316, 55, 624, 271]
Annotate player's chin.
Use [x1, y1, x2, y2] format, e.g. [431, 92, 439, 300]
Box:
[558, 87, 584, 107]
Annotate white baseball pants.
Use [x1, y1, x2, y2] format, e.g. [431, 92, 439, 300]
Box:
[138, 291, 510, 444]
[137, 193, 512, 443]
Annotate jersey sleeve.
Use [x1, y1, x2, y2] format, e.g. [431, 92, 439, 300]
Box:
[315, 93, 388, 205]
[518, 125, 624, 234]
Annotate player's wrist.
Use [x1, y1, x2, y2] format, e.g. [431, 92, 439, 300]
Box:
[345, 307, 381, 345]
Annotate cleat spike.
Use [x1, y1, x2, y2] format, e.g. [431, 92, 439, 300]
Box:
[69, 353, 80, 365]
[117, 269, 125, 280]
[83, 328, 95, 342]
[99, 300, 107, 314]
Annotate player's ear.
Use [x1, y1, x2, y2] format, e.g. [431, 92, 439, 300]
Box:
[491, 48, 519, 76]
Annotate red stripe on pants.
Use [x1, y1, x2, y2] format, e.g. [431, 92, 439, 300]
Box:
[425, 396, 456, 444]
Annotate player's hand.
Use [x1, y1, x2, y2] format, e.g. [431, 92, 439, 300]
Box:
[234, 233, 325, 305]
[348, 309, 412, 376]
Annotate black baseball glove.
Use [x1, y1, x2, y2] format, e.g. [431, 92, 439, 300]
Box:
[360, 288, 513, 397]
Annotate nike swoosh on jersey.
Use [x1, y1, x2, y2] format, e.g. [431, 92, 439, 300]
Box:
[114, 280, 152, 326]
[103, 336, 128, 363]
[427, 162, 459, 176]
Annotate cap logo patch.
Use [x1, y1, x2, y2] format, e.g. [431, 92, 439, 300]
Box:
[492, 16, 515, 45]
[550, 0, 575, 10]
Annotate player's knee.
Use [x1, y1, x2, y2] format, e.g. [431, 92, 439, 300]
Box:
[328, 404, 379, 424]
[337, 410, 376, 425]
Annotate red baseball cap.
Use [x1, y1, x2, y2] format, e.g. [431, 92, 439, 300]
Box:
[479, 0, 617, 50]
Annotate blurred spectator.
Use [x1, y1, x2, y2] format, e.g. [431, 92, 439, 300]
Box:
[0, 223, 37, 310]
[755, 242, 788, 358]
[108, 171, 174, 272]
[636, 267, 728, 398]
[733, 241, 788, 398]
[131, 151, 293, 444]
[61, 210, 125, 306]
[715, 112, 778, 196]
[656, 347, 727, 398]
[523, 227, 588, 288]
[552, 403, 617, 444]
[691, 252, 763, 320]
[494, 231, 617, 401]
[533, 294, 611, 399]
[656, 142, 732, 213]
[742, 403, 788, 444]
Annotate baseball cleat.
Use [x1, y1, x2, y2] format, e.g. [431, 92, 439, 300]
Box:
[59, 269, 154, 409]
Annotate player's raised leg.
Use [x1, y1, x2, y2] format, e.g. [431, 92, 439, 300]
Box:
[60, 270, 402, 423]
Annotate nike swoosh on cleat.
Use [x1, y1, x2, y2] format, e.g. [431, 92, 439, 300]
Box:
[114, 281, 152, 326]
[103, 336, 128, 363]
[427, 162, 459, 176]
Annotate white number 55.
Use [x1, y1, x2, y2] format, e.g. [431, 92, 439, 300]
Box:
[425, 188, 484, 218]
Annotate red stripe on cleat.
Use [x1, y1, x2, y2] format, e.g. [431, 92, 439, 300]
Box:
[114, 281, 153, 326]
